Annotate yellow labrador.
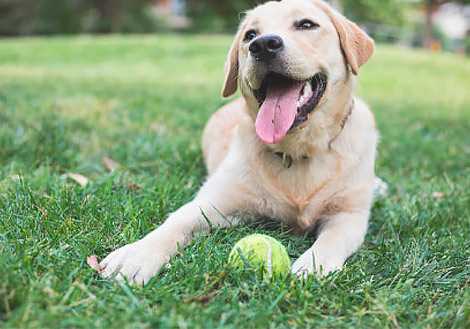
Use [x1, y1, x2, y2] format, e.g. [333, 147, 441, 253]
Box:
[98, 0, 381, 285]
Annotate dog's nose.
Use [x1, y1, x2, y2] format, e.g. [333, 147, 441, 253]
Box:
[249, 35, 284, 61]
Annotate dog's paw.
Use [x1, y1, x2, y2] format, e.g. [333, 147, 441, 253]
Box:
[292, 248, 316, 279]
[99, 240, 169, 286]
[291, 247, 343, 279]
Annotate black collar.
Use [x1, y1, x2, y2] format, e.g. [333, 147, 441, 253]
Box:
[328, 100, 354, 150]
[274, 152, 294, 169]
[272, 101, 354, 169]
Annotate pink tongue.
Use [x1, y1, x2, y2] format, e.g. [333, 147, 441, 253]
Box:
[255, 80, 303, 144]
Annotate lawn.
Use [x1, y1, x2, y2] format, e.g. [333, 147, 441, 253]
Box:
[0, 35, 469, 328]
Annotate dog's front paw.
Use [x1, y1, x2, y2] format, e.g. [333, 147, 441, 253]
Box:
[99, 240, 169, 286]
[291, 247, 343, 279]
[291, 248, 316, 279]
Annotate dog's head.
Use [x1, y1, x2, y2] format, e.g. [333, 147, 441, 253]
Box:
[221, 0, 374, 145]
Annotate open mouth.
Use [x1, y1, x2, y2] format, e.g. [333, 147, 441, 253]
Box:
[253, 72, 327, 144]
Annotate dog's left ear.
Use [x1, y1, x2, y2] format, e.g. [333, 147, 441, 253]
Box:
[316, 1, 374, 75]
[221, 22, 246, 98]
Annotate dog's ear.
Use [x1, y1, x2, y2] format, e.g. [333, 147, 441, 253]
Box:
[221, 22, 246, 98]
[316, 1, 374, 75]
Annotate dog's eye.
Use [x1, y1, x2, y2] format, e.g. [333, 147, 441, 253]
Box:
[295, 19, 319, 30]
[244, 29, 258, 42]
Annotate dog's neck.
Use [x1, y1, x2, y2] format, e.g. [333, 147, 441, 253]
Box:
[270, 100, 354, 168]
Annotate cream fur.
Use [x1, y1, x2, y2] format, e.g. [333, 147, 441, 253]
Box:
[99, 0, 380, 285]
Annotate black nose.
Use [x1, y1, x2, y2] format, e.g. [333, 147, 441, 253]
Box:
[249, 35, 284, 61]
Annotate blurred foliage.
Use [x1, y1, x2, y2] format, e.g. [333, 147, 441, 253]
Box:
[186, 0, 258, 32]
[341, 0, 407, 26]
[0, 0, 469, 39]
[0, 0, 162, 36]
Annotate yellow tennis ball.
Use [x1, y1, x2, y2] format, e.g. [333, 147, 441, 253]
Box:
[228, 234, 291, 277]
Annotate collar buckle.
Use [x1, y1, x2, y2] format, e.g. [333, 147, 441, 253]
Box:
[274, 152, 293, 169]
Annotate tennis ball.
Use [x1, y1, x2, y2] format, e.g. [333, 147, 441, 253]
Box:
[228, 234, 291, 278]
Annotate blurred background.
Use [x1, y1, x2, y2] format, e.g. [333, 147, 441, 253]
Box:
[0, 0, 469, 55]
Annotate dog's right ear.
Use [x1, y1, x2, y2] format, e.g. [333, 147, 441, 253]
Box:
[221, 22, 246, 98]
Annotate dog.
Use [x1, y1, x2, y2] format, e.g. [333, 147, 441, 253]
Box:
[96, 0, 380, 285]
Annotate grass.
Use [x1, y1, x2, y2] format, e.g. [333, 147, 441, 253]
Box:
[0, 34, 469, 328]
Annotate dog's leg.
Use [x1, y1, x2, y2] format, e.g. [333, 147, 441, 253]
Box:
[99, 171, 244, 285]
[291, 211, 369, 278]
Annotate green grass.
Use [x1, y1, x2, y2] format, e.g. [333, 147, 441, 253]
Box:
[0, 35, 469, 328]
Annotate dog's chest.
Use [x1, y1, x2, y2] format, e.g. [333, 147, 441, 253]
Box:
[253, 151, 343, 227]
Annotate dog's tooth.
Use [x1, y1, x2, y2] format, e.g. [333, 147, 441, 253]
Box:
[304, 82, 313, 98]
[297, 82, 313, 107]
